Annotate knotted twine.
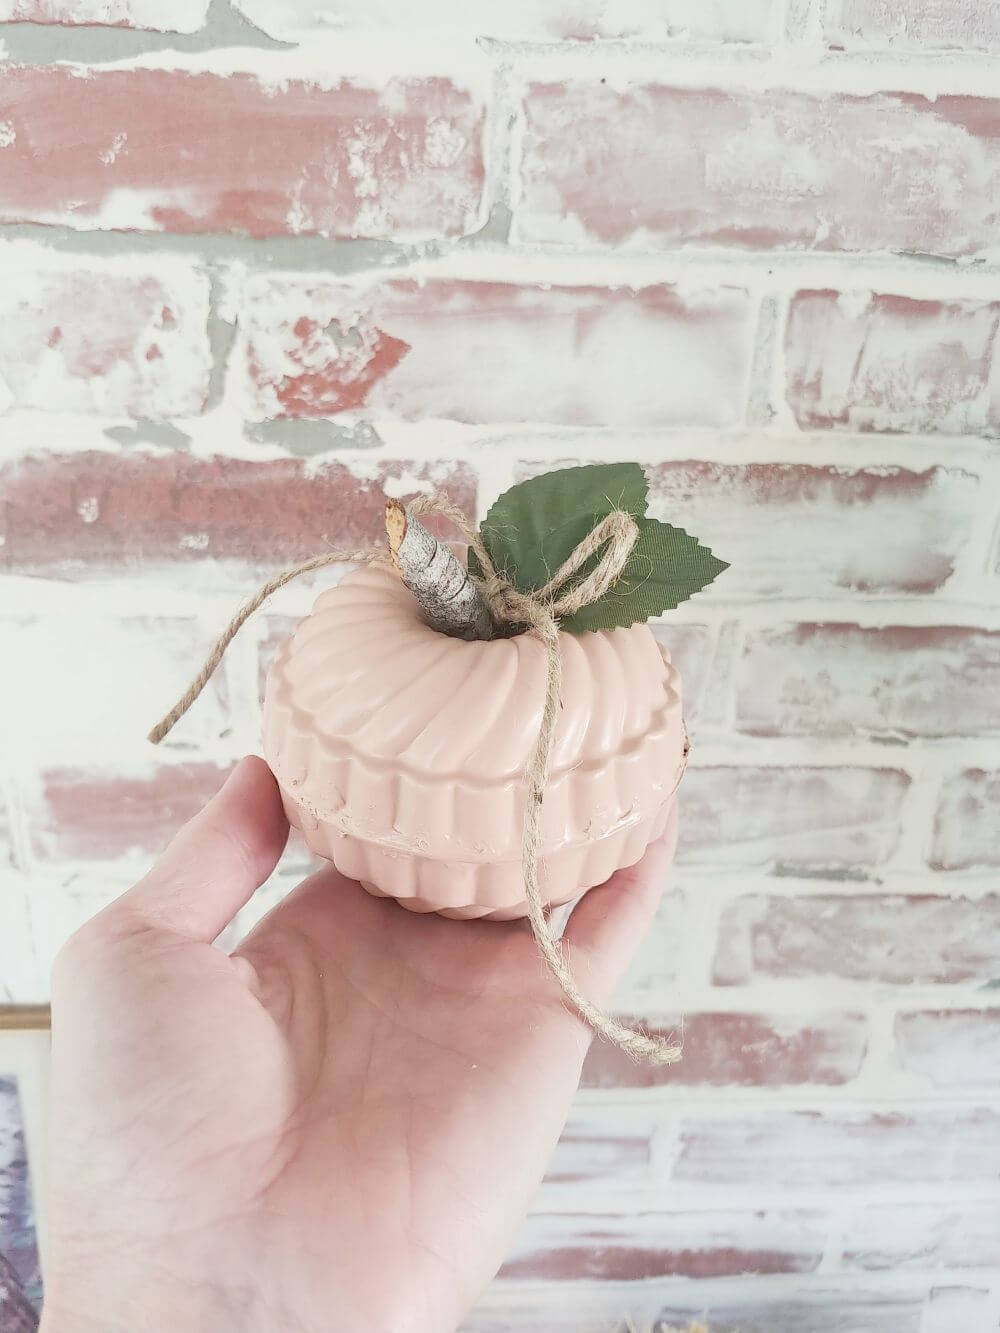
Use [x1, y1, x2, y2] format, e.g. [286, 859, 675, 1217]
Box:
[149, 494, 683, 1065]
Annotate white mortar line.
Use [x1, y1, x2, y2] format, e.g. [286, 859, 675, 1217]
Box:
[618, 979, 1000, 1016]
[11, 230, 1000, 298]
[476, 1270, 1000, 1301]
[684, 735, 999, 767]
[782, 0, 823, 48]
[372, 244, 1000, 297]
[64, 29, 1000, 101]
[578, 1088, 1000, 1115]
[771, 0, 796, 47]
[478, 59, 516, 230]
[895, 762, 949, 875]
[533, 1183, 1000, 1219]
[8, 410, 1000, 476]
[497, 40, 1000, 99]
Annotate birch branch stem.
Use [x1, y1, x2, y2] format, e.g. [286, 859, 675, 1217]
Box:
[385, 500, 495, 642]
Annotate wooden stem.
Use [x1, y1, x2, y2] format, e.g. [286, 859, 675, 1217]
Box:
[385, 500, 494, 641]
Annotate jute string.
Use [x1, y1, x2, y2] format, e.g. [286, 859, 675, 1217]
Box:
[149, 494, 683, 1065]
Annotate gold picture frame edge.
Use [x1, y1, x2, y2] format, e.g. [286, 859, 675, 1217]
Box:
[0, 1006, 52, 1031]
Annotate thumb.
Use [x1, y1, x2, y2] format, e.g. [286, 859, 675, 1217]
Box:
[561, 799, 680, 1003]
[112, 755, 289, 942]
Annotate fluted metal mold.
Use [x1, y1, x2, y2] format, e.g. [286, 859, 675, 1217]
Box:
[263, 563, 687, 917]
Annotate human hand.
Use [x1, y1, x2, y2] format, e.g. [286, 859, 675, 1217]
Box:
[42, 756, 678, 1333]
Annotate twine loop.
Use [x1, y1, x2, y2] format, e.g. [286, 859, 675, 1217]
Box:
[408, 494, 640, 631]
[149, 494, 683, 1066]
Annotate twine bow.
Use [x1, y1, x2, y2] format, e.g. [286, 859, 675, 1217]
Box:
[149, 494, 684, 1065]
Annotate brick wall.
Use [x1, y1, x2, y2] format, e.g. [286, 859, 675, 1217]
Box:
[2, 2, 1000, 1328]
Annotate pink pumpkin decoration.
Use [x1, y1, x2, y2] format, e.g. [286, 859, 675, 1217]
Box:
[262, 560, 687, 919]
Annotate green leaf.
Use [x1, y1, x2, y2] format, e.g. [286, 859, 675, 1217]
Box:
[470, 463, 649, 590]
[559, 515, 729, 632]
[470, 463, 729, 633]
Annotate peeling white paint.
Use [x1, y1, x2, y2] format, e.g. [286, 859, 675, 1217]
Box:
[0, 1, 211, 33]
[98, 132, 128, 166]
[381, 469, 435, 497]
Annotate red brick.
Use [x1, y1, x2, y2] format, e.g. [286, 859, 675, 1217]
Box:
[582, 1011, 867, 1088]
[785, 291, 1000, 435]
[10, 613, 231, 756]
[845, 1201, 1000, 1270]
[31, 760, 230, 864]
[614, 889, 685, 996]
[545, 1110, 653, 1186]
[714, 893, 1000, 985]
[235, 0, 772, 42]
[0, 69, 483, 238]
[655, 1289, 926, 1333]
[826, 0, 1000, 52]
[0, 452, 476, 574]
[459, 1300, 642, 1333]
[922, 1288, 995, 1333]
[679, 766, 910, 869]
[0, 259, 210, 417]
[674, 1108, 1000, 1187]
[466, 1284, 965, 1333]
[0, 1, 208, 25]
[645, 462, 976, 596]
[650, 622, 720, 725]
[735, 624, 1000, 739]
[502, 1209, 825, 1280]
[240, 277, 755, 427]
[520, 83, 1000, 257]
[931, 769, 1000, 870]
[895, 1009, 1000, 1087]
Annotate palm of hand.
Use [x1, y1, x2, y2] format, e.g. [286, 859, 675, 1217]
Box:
[45, 759, 676, 1333]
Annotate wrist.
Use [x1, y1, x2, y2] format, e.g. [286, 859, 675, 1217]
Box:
[39, 1271, 271, 1333]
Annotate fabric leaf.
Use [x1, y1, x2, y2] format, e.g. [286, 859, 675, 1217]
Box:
[470, 463, 728, 633]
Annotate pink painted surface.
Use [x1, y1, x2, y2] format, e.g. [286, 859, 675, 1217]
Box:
[262, 562, 687, 916]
